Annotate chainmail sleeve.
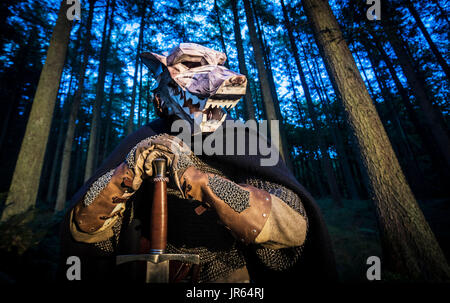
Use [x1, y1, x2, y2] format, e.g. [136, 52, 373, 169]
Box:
[91, 219, 123, 253]
[244, 177, 309, 271]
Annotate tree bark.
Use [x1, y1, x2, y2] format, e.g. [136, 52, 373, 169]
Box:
[306, 41, 361, 200]
[137, 60, 143, 127]
[251, 0, 293, 171]
[370, 34, 447, 181]
[404, 1, 450, 81]
[379, 13, 450, 171]
[102, 73, 115, 161]
[84, 0, 114, 180]
[231, 0, 256, 120]
[302, 0, 450, 281]
[300, 37, 359, 200]
[55, 0, 96, 212]
[280, 0, 342, 205]
[361, 40, 426, 197]
[0, 23, 42, 155]
[126, 1, 146, 135]
[242, 0, 291, 169]
[46, 73, 75, 205]
[214, 0, 230, 69]
[1, 0, 72, 221]
[284, 51, 306, 125]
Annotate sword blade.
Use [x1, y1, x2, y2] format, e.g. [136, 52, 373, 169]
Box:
[116, 254, 200, 283]
[146, 260, 170, 283]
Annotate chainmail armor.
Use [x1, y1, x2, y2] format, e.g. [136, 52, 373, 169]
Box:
[83, 169, 115, 207]
[207, 175, 250, 213]
[125, 135, 162, 169]
[93, 218, 123, 253]
[84, 154, 308, 280]
[125, 145, 137, 169]
[173, 153, 195, 179]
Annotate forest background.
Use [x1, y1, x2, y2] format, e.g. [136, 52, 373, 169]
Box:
[0, 0, 448, 282]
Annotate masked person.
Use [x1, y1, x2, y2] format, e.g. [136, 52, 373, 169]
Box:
[59, 43, 337, 283]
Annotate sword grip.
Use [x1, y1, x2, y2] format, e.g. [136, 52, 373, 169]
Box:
[150, 158, 168, 254]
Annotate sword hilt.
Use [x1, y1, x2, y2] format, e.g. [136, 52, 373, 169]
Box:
[150, 158, 168, 254]
[115, 157, 200, 283]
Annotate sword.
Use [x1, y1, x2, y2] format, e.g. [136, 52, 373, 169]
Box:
[116, 158, 199, 282]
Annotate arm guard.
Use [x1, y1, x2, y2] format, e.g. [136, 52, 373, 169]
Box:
[71, 162, 135, 242]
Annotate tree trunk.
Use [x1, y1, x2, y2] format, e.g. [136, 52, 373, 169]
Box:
[215, 0, 244, 119]
[103, 73, 115, 161]
[285, 52, 306, 125]
[302, 0, 450, 281]
[379, 14, 450, 171]
[214, 0, 229, 69]
[84, 0, 114, 181]
[311, 153, 326, 198]
[300, 36, 359, 200]
[1, 0, 72, 221]
[146, 72, 152, 124]
[307, 41, 361, 200]
[280, 0, 342, 206]
[55, 0, 96, 212]
[251, 0, 293, 171]
[0, 23, 41, 155]
[370, 35, 447, 182]
[404, 1, 450, 81]
[71, 127, 85, 195]
[362, 41, 426, 197]
[137, 61, 143, 127]
[242, 0, 291, 169]
[46, 73, 75, 205]
[231, 0, 256, 120]
[126, 2, 146, 135]
[354, 49, 377, 101]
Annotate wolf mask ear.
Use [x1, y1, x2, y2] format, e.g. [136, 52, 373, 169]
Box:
[166, 43, 227, 67]
[140, 52, 167, 78]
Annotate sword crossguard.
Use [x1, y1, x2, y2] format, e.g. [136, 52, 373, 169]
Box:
[116, 253, 200, 266]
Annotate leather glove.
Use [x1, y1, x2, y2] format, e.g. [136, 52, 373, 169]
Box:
[126, 133, 195, 197]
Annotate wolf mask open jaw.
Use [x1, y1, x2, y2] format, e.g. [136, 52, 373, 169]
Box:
[141, 43, 247, 133]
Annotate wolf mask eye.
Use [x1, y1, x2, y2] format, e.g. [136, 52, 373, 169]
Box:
[182, 61, 203, 69]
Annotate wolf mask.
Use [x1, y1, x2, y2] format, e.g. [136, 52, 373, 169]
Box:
[141, 43, 247, 133]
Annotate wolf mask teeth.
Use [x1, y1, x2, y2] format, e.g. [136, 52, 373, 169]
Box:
[141, 43, 247, 133]
[167, 85, 237, 133]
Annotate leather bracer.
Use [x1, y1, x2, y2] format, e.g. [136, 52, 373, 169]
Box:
[73, 162, 135, 233]
[181, 167, 272, 244]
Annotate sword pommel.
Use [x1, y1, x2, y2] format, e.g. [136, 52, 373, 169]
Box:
[153, 158, 167, 178]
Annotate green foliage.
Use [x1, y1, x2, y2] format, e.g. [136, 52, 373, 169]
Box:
[0, 207, 63, 282]
[0, 208, 55, 255]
